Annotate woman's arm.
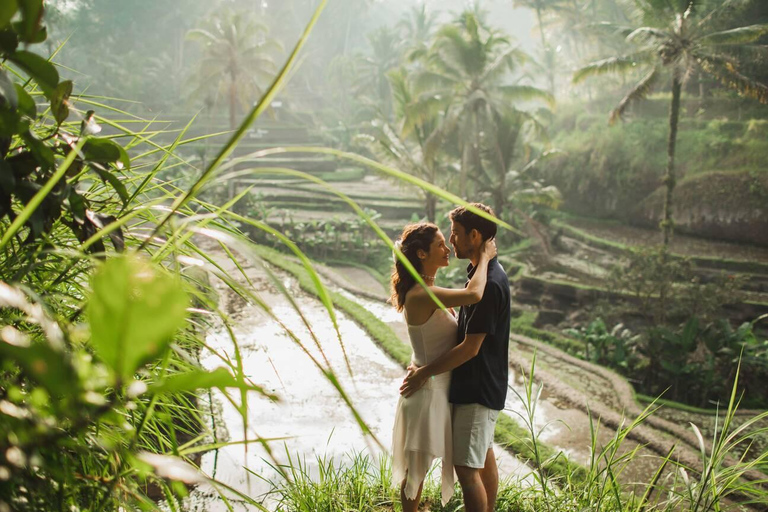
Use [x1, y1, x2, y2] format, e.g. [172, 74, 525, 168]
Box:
[410, 239, 496, 309]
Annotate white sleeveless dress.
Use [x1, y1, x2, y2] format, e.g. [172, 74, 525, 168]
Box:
[391, 308, 458, 505]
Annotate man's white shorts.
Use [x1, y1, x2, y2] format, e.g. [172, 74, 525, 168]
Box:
[452, 403, 499, 468]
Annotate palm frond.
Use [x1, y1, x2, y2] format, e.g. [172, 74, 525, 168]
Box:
[497, 84, 555, 108]
[411, 70, 457, 95]
[478, 46, 529, 85]
[573, 55, 647, 84]
[696, 52, 768, 103]
[610, 66, 661, 124]
[698, 24, 768, 46]
[582, 22, 636, 39]
[626, 26, 672, 44]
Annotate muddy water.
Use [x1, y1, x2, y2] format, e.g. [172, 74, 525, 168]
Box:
[185, 262, 533, 511]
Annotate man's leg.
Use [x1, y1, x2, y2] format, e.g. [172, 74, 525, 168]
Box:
[479, 448, 498, 512]
[455, 465, 487, 512]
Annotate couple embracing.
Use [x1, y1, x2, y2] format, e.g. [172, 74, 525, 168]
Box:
[390, 203, 511, 512]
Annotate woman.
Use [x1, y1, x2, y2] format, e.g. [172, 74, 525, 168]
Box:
[390, 222, 496, 510]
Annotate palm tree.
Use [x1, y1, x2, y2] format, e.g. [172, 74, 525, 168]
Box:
[365, 68, 456, 222]
[353, 27, 403, 120]
[414, 11, 554, 197]
[398, 3, 439, 63]
[187, 7, 282, 130]
[477, 106, 561, 216]
[573, 0, 768, 249]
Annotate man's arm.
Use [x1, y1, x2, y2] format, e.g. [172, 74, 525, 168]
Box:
[399, 333, 486, 397]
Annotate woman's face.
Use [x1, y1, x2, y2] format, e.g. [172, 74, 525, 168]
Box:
[423, 230, 451, 269]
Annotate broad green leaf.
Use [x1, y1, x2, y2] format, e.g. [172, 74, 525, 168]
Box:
[83, 137, 130, 170]
[0, 0, 17, 30]
[68, 189, 85, 223]
[0, 159, 14, 191]
[88, 254, 188, 379]
[0, 28, 19, 54]
[15, 0, 43, 43]
[0, 69, 17, 109]
[20, 131, 54, 168]
[0, 109, 20, 137]
[8, 50, 58, 97]
[152, 367, 278, 399]
[14, 84, 36, 119]
[92, 167, 128, 206]
[50, 79, 72, 125]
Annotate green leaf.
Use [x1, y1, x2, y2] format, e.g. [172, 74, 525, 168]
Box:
[0, 28, 19, 54]
[0, 108, 20, 137]
[0, 159, 15, 191]
[68, 189, 85, 223]
[88, 254, 188, 379]
[14, 84, 35, 119]
[0, 0, 17, 30]
[92, 166, 128, 206]
[50, 79, 72, 125]
[152, 367, 278, 399]
[0, 68, 17, 109]
[15, 0, 43, 44]
[83, 137, 130, 170]
[8, 50, 58, 97]
[20, 131, 54, 168]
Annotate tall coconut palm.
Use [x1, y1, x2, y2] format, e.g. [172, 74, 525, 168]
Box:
[415, 11, 554, 197]
[398, 3, 439, 63]
[477, 106, 561, 216]
[353, 27, 403, 120]
[187, 7, 282, 130]
[364, 68, 456, 222]
[573, 0, 768, 249]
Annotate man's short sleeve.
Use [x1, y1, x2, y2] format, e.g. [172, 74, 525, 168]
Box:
[465, 281, 501, 335]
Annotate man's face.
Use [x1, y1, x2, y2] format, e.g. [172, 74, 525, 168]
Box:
[449, 220, 473, 259]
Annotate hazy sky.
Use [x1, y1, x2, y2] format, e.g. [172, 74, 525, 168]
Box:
[375, 0, 538, 52]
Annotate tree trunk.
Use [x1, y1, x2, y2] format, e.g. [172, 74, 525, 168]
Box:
[493, 184, 504, 216]
[662, 77, 682, 250]
[535, 6, 547, 47]
[229, 72, 238, 131]
[425, 194, 436, 222]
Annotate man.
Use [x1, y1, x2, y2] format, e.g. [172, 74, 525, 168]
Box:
[400, 203, 511, 512]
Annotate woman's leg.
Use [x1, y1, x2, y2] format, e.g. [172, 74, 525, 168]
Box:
[400, 471, 424, 512]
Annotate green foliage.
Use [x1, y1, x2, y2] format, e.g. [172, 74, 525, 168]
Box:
[268, 360, 768, 512]
[0, 9, 129, 256]
[0, 1, 340, 510]
[541, 115, 768, 219]
[186, 6, 282, 129]
[564, 318, 641, 370]
[89, 255, 188, 381]
[588, 247, 768, 407]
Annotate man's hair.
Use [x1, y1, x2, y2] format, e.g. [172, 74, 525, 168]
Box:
[449, 203, 497, 241]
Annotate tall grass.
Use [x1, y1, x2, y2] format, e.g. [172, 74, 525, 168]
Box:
[266, 360, 768, 512]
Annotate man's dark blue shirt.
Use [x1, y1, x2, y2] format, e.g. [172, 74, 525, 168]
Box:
[448, 256, 511, 410]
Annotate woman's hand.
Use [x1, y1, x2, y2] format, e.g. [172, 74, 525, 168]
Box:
[480, 238, 497, 261]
